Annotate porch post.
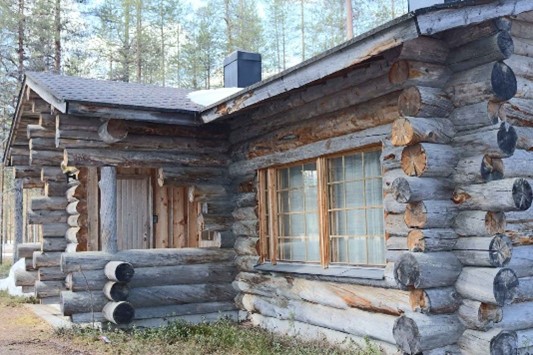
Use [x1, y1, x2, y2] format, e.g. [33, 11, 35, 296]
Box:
[99, 166, 118, 253]
[13, 178, 23, 261]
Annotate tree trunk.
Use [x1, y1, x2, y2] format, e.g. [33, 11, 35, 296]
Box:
[99, 166, 117, 254]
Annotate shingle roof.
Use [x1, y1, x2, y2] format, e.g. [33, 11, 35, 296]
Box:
[26, 71, 203, 113]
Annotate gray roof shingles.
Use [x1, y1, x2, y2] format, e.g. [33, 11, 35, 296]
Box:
[26, 71, 203, 113]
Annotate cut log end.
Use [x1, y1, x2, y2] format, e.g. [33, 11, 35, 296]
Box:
[491, 62, 517, 102]
[398, 87, 422, 117]
[391, 118, 414, 146]
[496, 122, 517, 156]
[104, 281, 130, 302]
[393, 253, 419, 288]
[401, 144, 427, 176]
[512, 178, 533, 211]
[407, 230, 425, 251]
[393, 315, 421, 354]
[491, 330, 517, 355]
[481, 155, 504, 182]
[489, 234, 513, 267]
[494, 268, 519, 305]
[103, 301, 135, 325]
[105, 261, 135, 283]
[391, 177, 411, 203]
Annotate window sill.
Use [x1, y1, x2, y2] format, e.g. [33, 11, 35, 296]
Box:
[254, 262, 384, 280]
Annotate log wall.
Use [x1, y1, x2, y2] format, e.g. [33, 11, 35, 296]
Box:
[228, 14, 533, 354]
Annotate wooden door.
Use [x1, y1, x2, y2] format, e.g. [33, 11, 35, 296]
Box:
[116, 176, 153, 250]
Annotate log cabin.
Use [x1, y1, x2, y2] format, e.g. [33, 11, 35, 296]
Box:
[5, 0, 533, 353]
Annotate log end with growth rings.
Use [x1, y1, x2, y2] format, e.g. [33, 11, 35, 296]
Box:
[481, 155, 504, 182]
[391, 118, 414, 146]
[401, 144, 427, 177]
[512, 178, 533, 211]
[393, 253, 419, 288]
[491, 62, 517, 102]
[490, 330, 517, 355]
[489, 234, 512, 267]
[496, 122, 517, 157]
[393, 315, 422, 354]
[391, 177, 411, 203]
[493, 268, 519, 306]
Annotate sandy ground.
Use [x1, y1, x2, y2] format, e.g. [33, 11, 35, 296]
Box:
[0, 303, 94, 355]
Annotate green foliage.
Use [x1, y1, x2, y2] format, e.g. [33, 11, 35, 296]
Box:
[0, 290, 39, 306]
[57, 319, 383, 355]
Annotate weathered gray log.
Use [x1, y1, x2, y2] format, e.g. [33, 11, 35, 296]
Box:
[241, 293, 397, 344]
[454, 235, 513, 267]
[234, 236, 259, 256]
[105, 261, 134, 283]
[391, 117, 455, 146]
[407, 229, 458, 252]
[385, 213, 411, 238]
[452, 178, 532, 211]
[98, 119, 128, 143]
[42, 223, 69, 237]
[17, 243, 41, 259]
[453, 122, 517, 158]
[14, 268, 37, 286]
[397, 36, 449, 63]
[99, 166, 117, 254]
[42, 237, 67, 252]
[449, 101, 500, 132]
[409, 287, 461, 314]
[157, 166, 227, 186]
[394, 252, 462, 289]
[458, 299, 502, 331]
[454, 211, 506, 236]
[515, 276, 533, 302]
[498, 301, 533, 331]
[383, 169, 406, 194]
[499, 98, 533, 127]
[27, 210, 69, 225]
[502, 150, 533, 180]
[103, 301, 134, 324]
[391, 177, 452, 203]
[443, 17, 511, 48]
[384, 193, 406, 214]
[445, 61, 517, 106]
[515, 126, 533, 151]
[381, 139, 403, 173]
[447, 31, 514, 72]
[389, 60, 451, 88]
[400, 143, 457, 177]
[33, 251, 61, 269]
[30, 196, 67, 211]
[61, 248, 236, 273]
[455, 267, 518, 305]
[405, 200, 458, 228]
[458, 328, 517, 355]
[30, 150, 64, 166]
[38, 266, 66, 281]
[27, 124, 54, 139]
[515, 75, 533, 100]
[235, 272, 411, 315]
[103, 281, 129, 302]
[397, 86, 453, 118]
[35, 280, 64, 298]
[505, 53, 533, 80]
[507, 245, 533, 277]
[45, 181, 69, 197]
[67, 262, 236, 291]
[516, 328, 533, 352]
[453, 155, 504, 185]
[25, 258, 35, 271]
[392, 313, 464, 354]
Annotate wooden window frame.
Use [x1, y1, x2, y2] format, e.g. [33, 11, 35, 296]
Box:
[258, 145, 384, 269]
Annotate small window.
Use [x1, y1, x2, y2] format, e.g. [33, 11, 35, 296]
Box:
[259, 148, 385, 267]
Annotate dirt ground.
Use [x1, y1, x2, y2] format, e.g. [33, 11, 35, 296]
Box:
[0, 303, 93, 355]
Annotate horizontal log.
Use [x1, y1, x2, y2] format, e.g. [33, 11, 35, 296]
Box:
[45, 181, 69, 197]
[35, 280, 64, 298]
[407, 229, 458, 252]
[38, 266, 66, 281]
[455, 267, 518, 306]
[241, 293, 397, 344]
[391, 117, 455, 146]
[409, 287, 461, 314]
[105, 261, 135, 283]
[103, 301, 135, 324]
[61, 248, 236, 273]
[445, 61, 517, 106]
[515, 276, 533, 302]
[396, 36, 449, 64]
[447, 31, 514, 72]
[14, 268, 37, 287]
[234, 236, 258, 256]
[499, 98, 533, 127]
[391, 176, 452, 203]
[40, 166, 66, 182]
[458, 328, 517, 355]
[452, 178, 532, 211]
[63, 148, 228, 168]
[234, 272, 411, 316]
[394, 252, 462, 289]
[453, 154, 503, 185]
[515, 126, 533, 150]
[499, 301, 533, 331]
[442, 17, 511, 48]
[383, 193, 406, 214]
[453, 122, 517, 158]
[454, 235, 513, 267]
[13, 166, 41, 179]
[17, 243, 41, 259]
[157, 166, 227, 186]
[507, 245, 533, 277]
[381, 139, 403, 173]
[511, 18, 533, 40]
[385, 213, 411, 238]
[405, 200, 458, 229]
[27, 210, 69, 224]
[33, 251, 61, 269]
[401, 143, 457, 178]
[42, 237, 67, 252]
[103, 281, 129, 302]
[27, 124, 54, 139]
[454, 211, 506, 236]
[66, 262, 236, 291]
[30, 149, 64, 166]
[389, 60, 451, 88]
[397, 86, 453, 118]
[98, 119, 128, 143]
[505, 54, 533, 81]
[393, 313, 464, 354]
[458, 299, 502, 331]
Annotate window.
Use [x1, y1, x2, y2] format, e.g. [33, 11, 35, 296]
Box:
[258, 148, 385, 267]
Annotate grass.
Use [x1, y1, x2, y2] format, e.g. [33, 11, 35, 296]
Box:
[56, 319, 382, 355]
[0, 261, 12, 279]
[0, 290, 39, 306]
